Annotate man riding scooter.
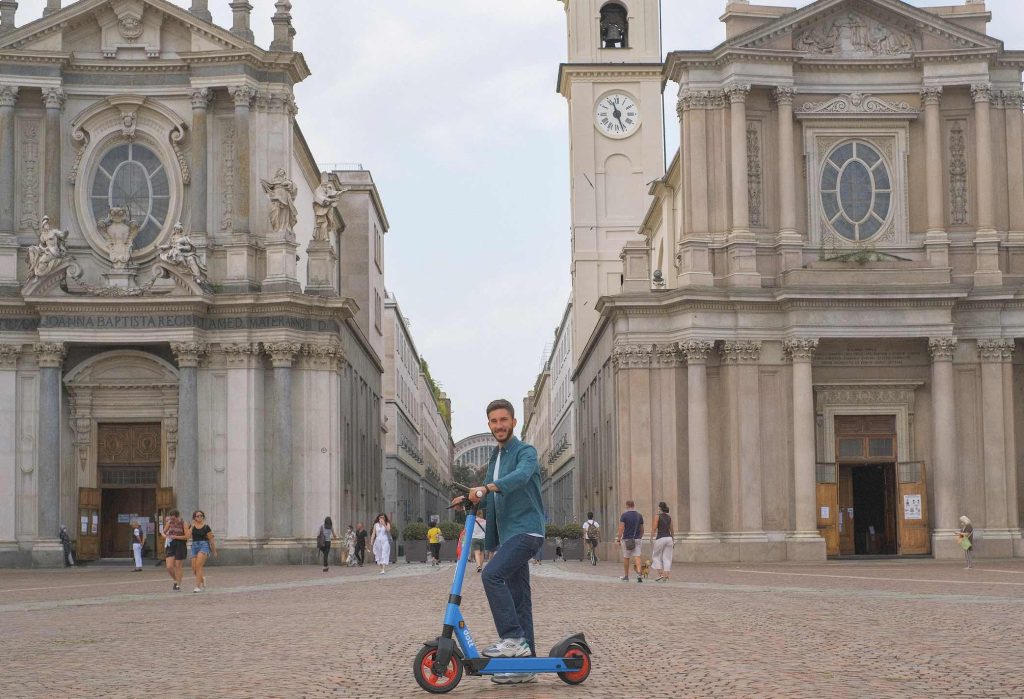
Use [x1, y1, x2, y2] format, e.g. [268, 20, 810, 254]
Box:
[454, 398, 546, 686]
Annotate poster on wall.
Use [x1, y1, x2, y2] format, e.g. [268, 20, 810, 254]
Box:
[91, 514, 99, 535]
[903, 494, 922, 520]
[81, 516, 89, 534]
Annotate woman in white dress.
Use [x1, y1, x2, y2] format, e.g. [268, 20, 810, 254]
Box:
[369, 513, 392, 575]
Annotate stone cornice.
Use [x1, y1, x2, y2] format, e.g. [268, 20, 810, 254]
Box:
[556, 62, 663, 96]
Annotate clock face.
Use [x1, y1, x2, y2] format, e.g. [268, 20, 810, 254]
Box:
[595, 93, 640, 138]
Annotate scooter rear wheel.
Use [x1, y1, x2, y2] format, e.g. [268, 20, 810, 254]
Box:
[557, 643, 592, 685]
[414, 644, 463, 693]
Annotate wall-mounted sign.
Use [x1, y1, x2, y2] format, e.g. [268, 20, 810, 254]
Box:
[903, 494, 922, 520]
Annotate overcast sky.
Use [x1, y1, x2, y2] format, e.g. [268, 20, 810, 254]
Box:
[16, 1, 1024, 441]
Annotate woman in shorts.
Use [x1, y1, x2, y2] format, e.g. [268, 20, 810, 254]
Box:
[163, 509, 187, 591]
[189, 510, 217, 592]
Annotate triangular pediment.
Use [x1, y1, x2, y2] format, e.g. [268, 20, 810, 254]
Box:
[730, 0, 1001, 57]
[0, 0, 267, 58]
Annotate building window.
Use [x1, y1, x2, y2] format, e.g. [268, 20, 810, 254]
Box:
[374, 290, 382, 333]
[820, 140, 891, 242]
[90, 142, 170, 249]
[600, 2, 628, 49]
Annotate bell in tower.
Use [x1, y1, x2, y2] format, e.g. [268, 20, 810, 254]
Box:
[600, 2, 628, 49]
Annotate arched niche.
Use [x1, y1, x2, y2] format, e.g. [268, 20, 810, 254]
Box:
[600, 2, 629, 49]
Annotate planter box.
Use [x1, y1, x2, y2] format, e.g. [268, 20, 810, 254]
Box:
[562, 539, 583, 561]
[404, 539, 428, 563]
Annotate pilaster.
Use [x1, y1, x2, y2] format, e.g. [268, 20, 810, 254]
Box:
[221, 342, 263, 546]
[971, 83, 1001, 286]
[772, 87, 802, 273]
[680, 340, 715, 541]
[264, 341, 300, 541]
[675, 92, 713, 287]
[189, 88, 212, 256]
[171, 342, 207, 518]
[0, 345, 19, 552]
[224, 85, 259, 292]
[783, 338, 825, 559]
[721, 341, 766, 541]
[921, 87, 949, 268]
[723, 84, 760, 288]
[42, 87, 63, 229]
[0, 85, 18, 288]
[977, 339, 1014, 553]
[33, 342, 65, 565]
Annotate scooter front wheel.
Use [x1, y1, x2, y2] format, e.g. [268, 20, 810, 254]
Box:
[414, 644, 463, 693]
[557, 643, 592, 685]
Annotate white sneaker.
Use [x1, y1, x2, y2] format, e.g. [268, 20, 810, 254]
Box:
[482, 638, 531, 658]
[491, 673, 537, 684]
[193, 587, 201, 593]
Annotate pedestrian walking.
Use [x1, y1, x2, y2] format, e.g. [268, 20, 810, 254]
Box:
[316, 516, 336, 572]
[343, 525, 356, 567]
[617, 499, 644, 582]
[651, 501, 674, 582]
[956, 515, 974, 569]
[354, 522, 367, 567]
[583, 512, 600, 565]
[370, 513, 392, 574]
[188, 511, 217, 591]
[162, 509, 187, 591]
[427, 521, 442, 566]
[130, 520, 145, 572]
[471, 509, 486, 573]
[59, 525, 74, 567]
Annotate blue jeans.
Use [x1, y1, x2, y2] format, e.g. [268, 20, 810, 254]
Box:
[482, 533, 543, 654]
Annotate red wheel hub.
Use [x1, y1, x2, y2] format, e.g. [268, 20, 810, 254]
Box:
[563, 647, 590, 681]
[420, 650, 458, 688]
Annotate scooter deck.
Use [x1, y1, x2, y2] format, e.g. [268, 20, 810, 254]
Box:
[463, 655, 585, 675]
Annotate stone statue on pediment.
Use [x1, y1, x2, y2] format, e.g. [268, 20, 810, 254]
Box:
[796, 12, 914, 57]
[26, 215, 70, 279]
[96, 206, 139, 269]
[261, 168, 298, 238]
[312, 172, 346, 242]
[158, 222, 209, 288]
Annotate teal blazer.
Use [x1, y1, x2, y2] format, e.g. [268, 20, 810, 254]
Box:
[482, 436, 545, 551]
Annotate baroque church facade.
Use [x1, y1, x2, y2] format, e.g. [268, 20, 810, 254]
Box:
[0, 0, 387, 566]
[563, 0, 1024, 561]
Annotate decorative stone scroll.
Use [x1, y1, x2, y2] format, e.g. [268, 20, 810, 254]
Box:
[927, 337, 958, 361]
[783, 338, 819, 362]
[798, 92, 916, 116]
[720, 340, 762, 364]
[976, 339, 1015, 361]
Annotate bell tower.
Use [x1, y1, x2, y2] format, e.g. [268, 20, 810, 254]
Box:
[558, 0, 665, 359]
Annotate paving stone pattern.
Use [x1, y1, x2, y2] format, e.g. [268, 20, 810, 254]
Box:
[1, 558, 1022, 698]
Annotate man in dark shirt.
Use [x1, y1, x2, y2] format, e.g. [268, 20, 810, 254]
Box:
[617, 500, 644, 583]
[354, 522, 368, 566]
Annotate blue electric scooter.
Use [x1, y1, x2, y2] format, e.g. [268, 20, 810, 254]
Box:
[413, 483, 592, 693]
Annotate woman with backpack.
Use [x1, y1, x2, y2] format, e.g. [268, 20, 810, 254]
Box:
[317, 516, 337, 572]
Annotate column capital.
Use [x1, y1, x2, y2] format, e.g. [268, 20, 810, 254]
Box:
[0, 84, 17, 108]
[171, 341, 208, 368]
[611, 343, 652, 369]
[726, 83, 751, 103]
[42, 86, 64, 110]
[971, 82, 993, 104]
[783, 338, 818, 362]
[653, 343, 685, 367]
[678, 89, 724, 112]
[190, 87, 213, 110]
[33, 342, 66, 368]
[229, 84, 255, 108]
[928, 337, 958, 361]
[771, 86, 796, 106]
[680, 339, 713, 364]
[222, 342, 259, 367]
[999, 89, 1023, 109]
[0, 343, 19, 369]
[264, 341, 302, 367]
[977, 338, 1014, 361]
[301, 342, 345, 370]
[920, 86, 943, 105]
[720, 340, 762, 364]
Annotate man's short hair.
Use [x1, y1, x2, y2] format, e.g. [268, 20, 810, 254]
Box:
[625, 500, 635, 508]
[486, 398, 515, 418]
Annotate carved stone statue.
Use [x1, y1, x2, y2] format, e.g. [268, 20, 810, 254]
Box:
[796, 12, 914, 57]
[26, 215, 70, 278]
[96, 206, 139, 269]
[312, 172, 345, 242]
[260, 168, 298, 237]
[158, 222, 209, 284]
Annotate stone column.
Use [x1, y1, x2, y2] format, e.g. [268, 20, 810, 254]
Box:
[171, 342, 206, 519]
[34, 342, 65, 556]
[0, 85, 16, 235]
[0, 345, 19, 554]
[1000, 340, 1020, 549]
[229, 86, 253, 237]
[229, 0, 254, 43]
[928, 337, 959, 557]
[1003, 91, 1024, 244]
[42, 87, 63, 228]
[265, 342, 300, 539]
[189, 88, 212, 238]
[722, 341, 765, 539]
[784, 339, 821, 545]
[922, 87, 949, 267]
[773, 87, 801, 272]
[724, 84, 759, 287]
[675, 91, 713, 286]
[681, 340, 714, 538]
[971, 83, 1002, 286]
[978, 340, 1012, 547]
[189, 0, 212, 22]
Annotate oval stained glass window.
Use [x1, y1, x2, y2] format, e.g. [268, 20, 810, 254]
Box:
[820, 141, 892, 242]
[90, 142, 170, 250]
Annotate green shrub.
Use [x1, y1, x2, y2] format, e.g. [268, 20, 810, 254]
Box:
[403, 522, 428, 540]
[438, 520, 462, 540]
[545, 524, 564, 538]
[390, 525, 400, 540]
[561, 523, 583, 540]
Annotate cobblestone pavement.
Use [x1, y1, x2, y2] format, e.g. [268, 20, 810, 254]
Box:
[2, 556, 1023, 698]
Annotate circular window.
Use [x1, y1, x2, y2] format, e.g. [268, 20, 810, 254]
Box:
[90, 142, 170, 250]
[820, 141, 892, 242]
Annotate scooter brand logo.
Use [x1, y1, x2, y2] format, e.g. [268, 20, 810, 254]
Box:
[462, 627, 477, 653]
